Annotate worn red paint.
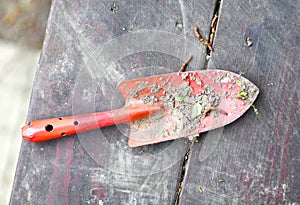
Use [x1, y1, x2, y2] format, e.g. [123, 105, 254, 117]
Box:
[22, 104, 163, 142]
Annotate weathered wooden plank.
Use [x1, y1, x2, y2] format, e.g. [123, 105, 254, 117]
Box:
[180, 0, 299, 204]
[10, 0, 217, 204]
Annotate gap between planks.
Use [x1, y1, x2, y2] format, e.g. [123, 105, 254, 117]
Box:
[174, 0, 222, 204]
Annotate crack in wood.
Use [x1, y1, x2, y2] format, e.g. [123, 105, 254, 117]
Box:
[204, 0, 222, 67]
[174, 1, 223, 204]
[174, 140, 192, 205]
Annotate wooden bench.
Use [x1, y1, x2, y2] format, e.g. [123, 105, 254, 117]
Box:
[11, 0, 299, 204]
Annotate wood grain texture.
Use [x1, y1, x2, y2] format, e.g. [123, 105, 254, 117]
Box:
[10, 0, 216, 204]
[180, 0, 299, 204]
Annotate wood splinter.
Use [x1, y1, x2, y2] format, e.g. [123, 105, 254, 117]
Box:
[179, 55, 193, 72]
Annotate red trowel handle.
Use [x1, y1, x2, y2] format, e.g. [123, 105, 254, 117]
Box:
[22, 104, 162, 142]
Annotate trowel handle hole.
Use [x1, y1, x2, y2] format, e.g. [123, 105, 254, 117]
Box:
[45, 124, 54, 132]
[73, 121, 79, 125]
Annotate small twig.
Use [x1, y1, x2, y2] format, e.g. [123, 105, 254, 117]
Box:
[209, 33, 215, 49]
[194, 10, 219, 52]
[209, 27, 216, 48]
[194, 27, 213, 51]
[204, 106, 228, 116]
[206, 43, 214, 52]
[211, 13, 218, 28]
[194, 27, 205, 43]
[179, 55, 193, 72]
[194, 26, 213, 51]
[208, 13, 218, 50]
[194, 27, 214, 51]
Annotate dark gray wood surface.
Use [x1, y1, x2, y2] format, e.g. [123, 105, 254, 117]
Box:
[180, 0, 299, 204]
[11, 0, 299, 204]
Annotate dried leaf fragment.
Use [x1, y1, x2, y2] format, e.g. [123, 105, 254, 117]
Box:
[191, 103, 202, 119]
